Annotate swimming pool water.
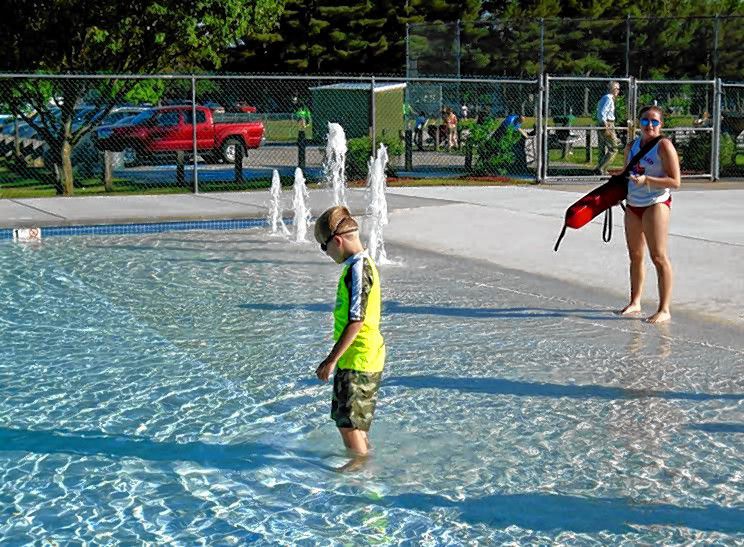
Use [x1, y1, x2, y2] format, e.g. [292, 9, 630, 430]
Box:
[1, 230, 742, 544]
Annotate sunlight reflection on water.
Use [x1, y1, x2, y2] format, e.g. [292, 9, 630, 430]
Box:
[0, 230, 742, 544]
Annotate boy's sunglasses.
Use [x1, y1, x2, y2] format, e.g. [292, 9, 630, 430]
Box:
[640, 118, 661, 127]
[320, 229, 357, 252]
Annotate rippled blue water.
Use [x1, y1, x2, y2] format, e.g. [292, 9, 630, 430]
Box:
[1, 230, 743, 544]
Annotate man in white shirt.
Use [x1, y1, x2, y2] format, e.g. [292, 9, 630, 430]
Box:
[595, 81, 621, 175]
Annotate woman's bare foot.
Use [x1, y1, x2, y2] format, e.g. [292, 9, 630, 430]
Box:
[646, 310, 671, 324]
[617, 302, 642, 315]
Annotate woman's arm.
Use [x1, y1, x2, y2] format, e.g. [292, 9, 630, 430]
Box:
[632, 139, 681, 190]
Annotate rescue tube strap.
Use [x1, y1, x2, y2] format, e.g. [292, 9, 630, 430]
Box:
[553, 224, 567, 252]
[602, 207, 613, 243]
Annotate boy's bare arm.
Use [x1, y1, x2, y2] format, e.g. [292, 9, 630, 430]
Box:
[316, 320, 363, 381]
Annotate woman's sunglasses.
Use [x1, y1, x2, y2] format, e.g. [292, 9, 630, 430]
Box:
[640, 118, 661, 127]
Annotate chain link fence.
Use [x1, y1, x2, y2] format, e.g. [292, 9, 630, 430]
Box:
[540, 77, 741, 182]
[721, 82, 744, 177]
[1, 73, 743, 197]
[542, 77, 720, 181]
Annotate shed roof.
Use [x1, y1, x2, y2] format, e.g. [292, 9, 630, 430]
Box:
[309, 82, 406, 92]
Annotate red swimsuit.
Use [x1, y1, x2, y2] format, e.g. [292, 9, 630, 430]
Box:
[626, 195, 672, 219]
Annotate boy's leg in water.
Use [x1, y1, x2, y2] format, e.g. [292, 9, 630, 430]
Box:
[337, 427, 370, 472]
[332, 370, 381, 471]
[339, 427, 368, 454]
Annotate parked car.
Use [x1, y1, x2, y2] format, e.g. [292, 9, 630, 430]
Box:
[162, 99, 226, 114]
[99, 106, 149, 126]
[95, 105, 265, 164]
[233, 103, 258, 113]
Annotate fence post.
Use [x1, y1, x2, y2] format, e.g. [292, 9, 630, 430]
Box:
[539, 18, 544, 77]
[456, 20, 461, 80]
[176, 151, 185, 187]
[234, 142, 244, 186]
[535, 73, 543, 183]
[297, 129, 306, 169]
[404, 128, 413, 171]
[625, 15, 631, 78]
[103, 150, 114, 192]
[464, 137, 473, 173]
[713, 15, 720, 80]
[13, 120, 22, 166]
[191, 75, 199, 193]
[628, 76, 637, 159]
[370, 75, 376, 154]
[712, 78, 722, 180]
[405, 23, 410, 79]
[543, 74, 551, 182]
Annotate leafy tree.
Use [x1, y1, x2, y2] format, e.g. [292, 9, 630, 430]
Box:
[226, 0, 743, 79]
[0, 0, 284, 194]
[227, 0, 479, 75]
[405, 0, 482, 76]
[471, 0, 743, 79]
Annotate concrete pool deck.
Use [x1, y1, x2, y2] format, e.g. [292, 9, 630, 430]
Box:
[1, 184, 743, 326]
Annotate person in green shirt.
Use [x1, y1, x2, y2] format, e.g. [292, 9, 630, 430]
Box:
[314, 206, 386, 470]
[296, 106, 311, 129]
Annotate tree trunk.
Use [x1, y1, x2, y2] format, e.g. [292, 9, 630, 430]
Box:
[103, 151, 114, 192]
[61, 140, 74, 195]
[13, 120, 21, 164]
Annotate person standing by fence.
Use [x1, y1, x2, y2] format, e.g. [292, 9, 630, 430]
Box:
[414, 111, 428, 151]
[446, 108, 458, 150]
[595, 81, 621, 175]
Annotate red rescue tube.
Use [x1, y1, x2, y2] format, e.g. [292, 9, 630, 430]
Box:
[564, 175, 627, 229]
[553, 175, 626, 251]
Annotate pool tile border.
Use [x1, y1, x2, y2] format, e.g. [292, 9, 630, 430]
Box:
[0, 218, 277, 240]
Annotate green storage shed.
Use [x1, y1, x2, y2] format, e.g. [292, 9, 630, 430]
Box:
[309, 82, 406, 142]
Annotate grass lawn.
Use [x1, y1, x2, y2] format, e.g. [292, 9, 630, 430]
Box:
[263, 119, 313, 142]
[3, 151, 740, 200]
[1, 160, 533, 200]
[385, 177, 533, 187]
[548, 148, 625, 169]
[545, 115, 696, 128]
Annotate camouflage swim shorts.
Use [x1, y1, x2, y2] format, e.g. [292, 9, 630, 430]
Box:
[331, 368, 382, 431]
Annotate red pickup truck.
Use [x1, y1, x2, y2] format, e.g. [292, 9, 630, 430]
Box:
[96, 105, 264, 164]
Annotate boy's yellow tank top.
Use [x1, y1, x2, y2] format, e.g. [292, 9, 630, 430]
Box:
[333, 251, 385, 372]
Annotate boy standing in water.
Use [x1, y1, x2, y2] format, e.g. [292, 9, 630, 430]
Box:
[314, 206, 386, 470]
